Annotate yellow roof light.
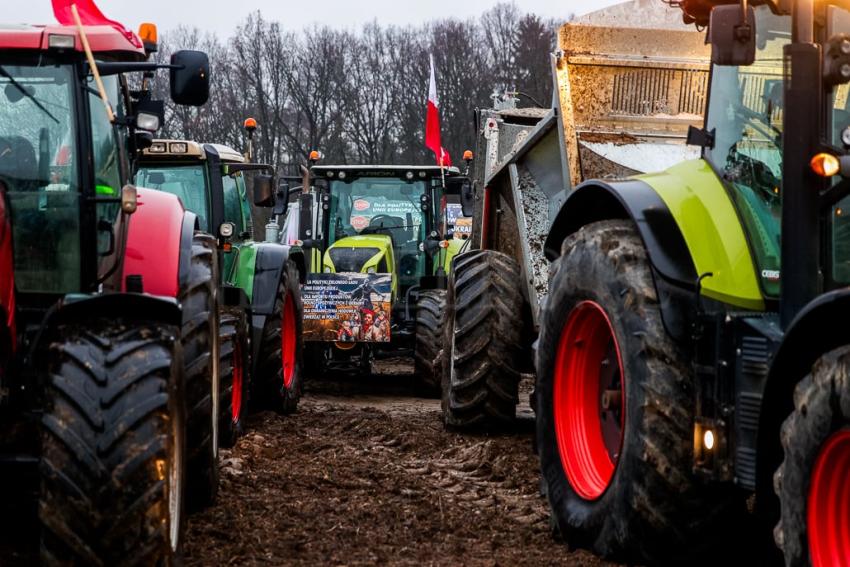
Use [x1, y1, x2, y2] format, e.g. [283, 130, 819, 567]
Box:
[463, 150, 474, 161]
[244, 117, 258, 132]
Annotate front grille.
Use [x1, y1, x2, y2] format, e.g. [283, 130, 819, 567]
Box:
[329, 247, 380, 273]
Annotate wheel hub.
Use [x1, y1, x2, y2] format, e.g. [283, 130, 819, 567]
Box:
[282, 292, 297, 389]
[807, 428, 850, 567]
[553, 301, 625, 500]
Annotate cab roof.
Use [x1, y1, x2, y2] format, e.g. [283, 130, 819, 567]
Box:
[312, 165, 462, 177]
[141, 140, 245, 164]
[0, 23, 146, 60]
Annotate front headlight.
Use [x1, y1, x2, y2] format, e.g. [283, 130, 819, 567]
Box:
[367, 267, 376, 274]
[324, 266, 332, 273]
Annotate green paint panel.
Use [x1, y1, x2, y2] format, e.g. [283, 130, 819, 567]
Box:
[231, 244, 258, 302]
[639, 159, 765, 311]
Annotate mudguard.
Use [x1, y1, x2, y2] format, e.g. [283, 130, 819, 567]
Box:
[56, 293, 182, 327]
[546, 160, 765, 311]
[754, 289, 850, 523]
[123, 188, 197, 299]
[251, 243, 300, 316]
[0, 190, 15, 353]
[545, 178, 697, 287]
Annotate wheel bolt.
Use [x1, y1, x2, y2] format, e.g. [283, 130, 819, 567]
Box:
[601, 389, 621, 410]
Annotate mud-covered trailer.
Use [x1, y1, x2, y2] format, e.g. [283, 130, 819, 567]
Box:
[472, 1, 710, 327]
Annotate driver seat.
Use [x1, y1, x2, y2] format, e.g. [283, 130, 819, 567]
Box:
[0, 136, 38, 186]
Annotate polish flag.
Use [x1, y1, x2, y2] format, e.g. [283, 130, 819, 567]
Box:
[425, 54, 452, 168]
[52, 0, 144, 49]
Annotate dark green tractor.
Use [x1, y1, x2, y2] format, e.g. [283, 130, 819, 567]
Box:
[137, 139, 306, 444]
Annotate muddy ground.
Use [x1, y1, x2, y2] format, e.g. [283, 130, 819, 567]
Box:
[1, 359, 613, 566]
[185, 359, 610, 566]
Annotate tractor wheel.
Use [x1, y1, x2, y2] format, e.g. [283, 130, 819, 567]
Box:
[181, 232, 219, 510]
[441, 250, 526, 428]
[774, 347, 850, 567]
[256, 261, 303, 414]
[414, 289, 447, 396]
[219, 308, 249, 448]
[40, 319, 186, 565]
[536, 220, 744, 564]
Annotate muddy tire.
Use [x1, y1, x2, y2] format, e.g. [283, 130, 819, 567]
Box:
[536, 220, 744, 564]
[441, 250, 525, 428]
[414, 289, 447, 396]
[40, 320, 186, 565]
[774, 347, 850, 566]
[219, 308, 249, 448]
[181, 233, 219, 510]
[255, 261, 303, 414]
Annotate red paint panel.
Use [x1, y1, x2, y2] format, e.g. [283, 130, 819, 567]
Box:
[0, 24, 145, 59]
[0, 192, 15, 351]
[123, 188, 184, 298]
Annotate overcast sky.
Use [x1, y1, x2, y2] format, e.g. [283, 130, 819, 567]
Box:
[15, 0, 624, 37]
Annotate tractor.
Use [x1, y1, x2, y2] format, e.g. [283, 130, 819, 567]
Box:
[136, 133, 306, 437]
[446, 0, 850, 564]
[0, 15, 216, 564]
[286, 160, 473, 390]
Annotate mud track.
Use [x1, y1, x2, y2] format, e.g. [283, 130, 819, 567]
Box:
[185, 360, 610, 566]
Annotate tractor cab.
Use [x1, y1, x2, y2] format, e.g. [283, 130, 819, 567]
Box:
[294, 163, 473, 375]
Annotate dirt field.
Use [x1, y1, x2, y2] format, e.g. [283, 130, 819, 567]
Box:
[185, 360, 610, 566]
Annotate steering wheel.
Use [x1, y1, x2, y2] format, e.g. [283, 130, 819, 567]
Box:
[725, 144, 781, 203]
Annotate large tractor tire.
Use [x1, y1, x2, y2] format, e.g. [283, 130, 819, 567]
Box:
[536, 220, 745, 564]
[40, 319, 186, 565]
[218, 308, 249, 448]
[441, 250, 526, 428]
[255, 261, 303, 414]
[414, 289, 447, 396]
[181, 233, 219, 510]
[774, 347, 850, 567]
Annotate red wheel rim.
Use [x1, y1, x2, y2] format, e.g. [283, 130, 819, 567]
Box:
[553, 301, 625, 500]
[282, 292, 296, 389]
[231, 340, 243, 423]
[807, 429, 850, 567]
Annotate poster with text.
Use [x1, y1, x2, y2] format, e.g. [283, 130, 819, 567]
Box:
[302, 273, 392, 343]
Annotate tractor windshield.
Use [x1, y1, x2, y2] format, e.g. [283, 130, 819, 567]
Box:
[704, 5, 788, 297]
[327, 177, 427, 285]
[0, 59, 81, 293]
[136, 164, 210, 231]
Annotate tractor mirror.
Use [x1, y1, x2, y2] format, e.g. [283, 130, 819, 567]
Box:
[709, 5, 756, 66]
[170, 50, 210, 106]
[460, 179, 474, 218]
[253, 174, 275, 207]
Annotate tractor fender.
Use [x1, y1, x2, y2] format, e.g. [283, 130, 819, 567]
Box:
[0, 190, 15, 354]
[123, 188, 197, 299]
[250, 243, 301, 317]
[55, 293, 182, 327]
[544, 179, 697, 287]
[754, 289, 850, 526]
[543, 179, 699, 342]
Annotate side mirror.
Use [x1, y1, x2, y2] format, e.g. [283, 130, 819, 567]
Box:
[170, 50, 210, 106]
[709, 5, 756, 66]
[253, 174, 275, 207]
[272, 185, 290, 217]
[460, 179, 474, 218]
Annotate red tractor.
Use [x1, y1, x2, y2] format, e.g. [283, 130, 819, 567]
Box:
[0, 16, 216, 564]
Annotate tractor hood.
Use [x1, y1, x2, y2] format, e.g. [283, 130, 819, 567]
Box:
[323, 235, 394, 274]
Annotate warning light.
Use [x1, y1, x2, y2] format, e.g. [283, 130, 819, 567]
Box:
[439, 240, 450, 249]
[463, 150, 474, 161]
[309, 150, 321, 162]
[138, 23, 158, 48]
[811, 153, 841, 177]
[703, 429, 715, 451]
[244, 117, 258, 132]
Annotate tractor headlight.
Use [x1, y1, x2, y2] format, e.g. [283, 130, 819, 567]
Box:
[367, 267, 376, 274]
[324, 267, 332, 273]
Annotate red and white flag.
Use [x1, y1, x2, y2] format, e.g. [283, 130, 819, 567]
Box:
[52, 0, 144, 49]
[425, 54, 452, 168]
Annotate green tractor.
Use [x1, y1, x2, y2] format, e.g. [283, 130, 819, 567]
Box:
[449, 0, 850, 564]
[286, 161, 473, 389]
[137, 136, 306, 441]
